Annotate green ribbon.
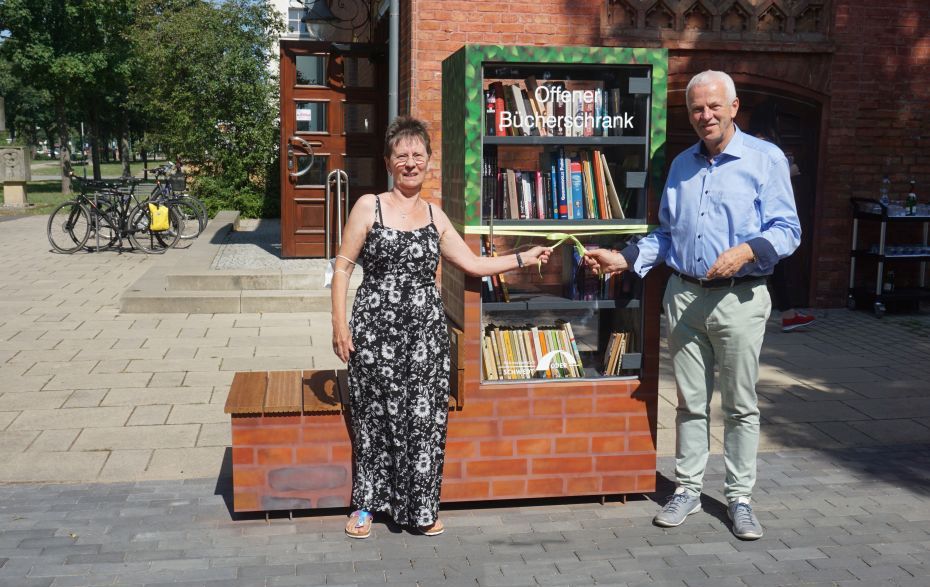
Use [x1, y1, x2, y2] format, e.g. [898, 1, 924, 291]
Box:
[461, 225, 653, 277]
[462, 225, 652, 236]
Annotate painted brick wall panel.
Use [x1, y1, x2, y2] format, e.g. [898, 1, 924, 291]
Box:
[532, 456, 593, 475]
[232, 427, 299, 446]
[257, 447, 294, 466]
[516, 438, 553, 455]
[231, 373, 653, 512]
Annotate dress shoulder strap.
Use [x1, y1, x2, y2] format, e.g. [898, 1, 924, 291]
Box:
[427, 202, 434, 223]
[375, 195, 384, 224]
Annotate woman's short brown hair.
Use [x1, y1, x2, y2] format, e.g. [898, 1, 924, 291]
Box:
[384, 115, 432, 159]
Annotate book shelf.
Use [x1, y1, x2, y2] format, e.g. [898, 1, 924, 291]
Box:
[440, 45, 667, 501]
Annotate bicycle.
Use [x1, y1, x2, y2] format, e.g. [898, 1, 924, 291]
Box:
[47, 174, 184, 254]
[149, 162, 208, 240]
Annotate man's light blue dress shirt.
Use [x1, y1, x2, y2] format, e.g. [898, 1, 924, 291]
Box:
[624, 126, 801, 279]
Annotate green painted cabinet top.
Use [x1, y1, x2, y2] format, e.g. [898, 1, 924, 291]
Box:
[442, 45, 668, 227]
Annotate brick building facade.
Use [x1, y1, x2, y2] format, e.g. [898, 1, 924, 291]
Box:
[398, 0, 930, 307]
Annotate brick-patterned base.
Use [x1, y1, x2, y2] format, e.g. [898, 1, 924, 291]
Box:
[231, 379, 655, 512]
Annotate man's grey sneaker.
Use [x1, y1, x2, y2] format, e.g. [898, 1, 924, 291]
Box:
[653, 488, 701, 527]
[728, 498, 763, 540]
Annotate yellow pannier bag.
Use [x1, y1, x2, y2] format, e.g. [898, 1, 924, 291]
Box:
[148, 203, 170, 232]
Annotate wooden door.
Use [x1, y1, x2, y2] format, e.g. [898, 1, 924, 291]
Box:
[666, 85, 821, 307]
[280, 41, 387, 258]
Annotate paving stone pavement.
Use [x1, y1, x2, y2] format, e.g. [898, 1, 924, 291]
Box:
[0, 446, 928, 586]
[3, 214, 930, 482]
[3, 214, 930, 585]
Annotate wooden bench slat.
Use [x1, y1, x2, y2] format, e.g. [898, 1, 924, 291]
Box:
[264, 371, 302, 413]
[302, 369, 343, 413]
[224, 371, 267, 414]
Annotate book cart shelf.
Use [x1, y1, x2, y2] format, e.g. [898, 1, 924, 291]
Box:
[439, 45, 667, 502]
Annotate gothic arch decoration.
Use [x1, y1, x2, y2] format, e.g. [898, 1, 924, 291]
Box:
[795, 3, 824, 33]
[611, 0, 637, 28]
[682, 2, 712, 32]
[722, 2, 751, 33]
[602, 0, 831, 44]
[757, 3, 787, 33]
[646, 2, 676, 30]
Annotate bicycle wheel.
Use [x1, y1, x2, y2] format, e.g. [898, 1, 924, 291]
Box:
[169, 198, 206, 239]
[47, 201, 90, 254]
[85, 196, 119, 252]
[85, 212, 120, 251]
[128, 204, 183, 253]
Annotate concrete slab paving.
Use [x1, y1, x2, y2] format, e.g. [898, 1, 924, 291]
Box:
[2, 212, 930, 488]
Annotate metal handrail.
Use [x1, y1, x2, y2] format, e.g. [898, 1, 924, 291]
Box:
[325, 169, 349, 258]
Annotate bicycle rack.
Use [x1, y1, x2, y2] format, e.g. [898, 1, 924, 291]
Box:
[325, 169, 349, 259]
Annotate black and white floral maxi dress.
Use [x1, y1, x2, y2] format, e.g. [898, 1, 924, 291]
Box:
[348, 195, 451, 527]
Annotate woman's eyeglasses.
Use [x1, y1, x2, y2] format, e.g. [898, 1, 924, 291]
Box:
[391, 154, 428, 166]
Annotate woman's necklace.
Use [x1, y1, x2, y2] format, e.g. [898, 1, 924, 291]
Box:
[393, 193, 422, 220]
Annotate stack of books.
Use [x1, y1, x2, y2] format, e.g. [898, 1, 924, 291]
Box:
[602, 332, 630, 376]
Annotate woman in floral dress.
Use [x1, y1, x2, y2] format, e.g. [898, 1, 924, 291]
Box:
[331, 116, 551, 538]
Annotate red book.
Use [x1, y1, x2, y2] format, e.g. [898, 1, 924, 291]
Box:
[490, 81, 507, 136]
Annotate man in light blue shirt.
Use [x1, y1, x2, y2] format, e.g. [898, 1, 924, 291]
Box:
[586, 70, 800, 540]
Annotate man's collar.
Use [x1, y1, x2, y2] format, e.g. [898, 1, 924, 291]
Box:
[694, 125, 745, 161]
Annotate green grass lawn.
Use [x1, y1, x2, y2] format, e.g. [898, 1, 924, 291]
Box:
[30, 159, 169, 179]
[0, 180, 70, 217]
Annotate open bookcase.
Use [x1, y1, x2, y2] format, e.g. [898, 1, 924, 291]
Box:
[440, 45, 667, 501]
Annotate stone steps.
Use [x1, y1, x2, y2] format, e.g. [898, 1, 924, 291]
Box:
[119, 211, 357, 314]
[121, 288, 345, 313]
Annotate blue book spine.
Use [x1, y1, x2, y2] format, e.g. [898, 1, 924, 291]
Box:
[570, 162, 584, 220]
[549, 163, 559, 220]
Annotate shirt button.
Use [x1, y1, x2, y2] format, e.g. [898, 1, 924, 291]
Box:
[698, 235, 702, 239]
[698, 257, 703, 262]
[701, 212, 705, 216]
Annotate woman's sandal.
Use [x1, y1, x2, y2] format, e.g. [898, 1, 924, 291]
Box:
[419, 518, 444, 536]
[345, 510, 372, 539]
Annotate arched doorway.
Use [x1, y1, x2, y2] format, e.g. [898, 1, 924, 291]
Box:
[666, 79, 823, 308]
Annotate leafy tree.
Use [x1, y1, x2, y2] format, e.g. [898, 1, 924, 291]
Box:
[133, 0, 284, 216]
[0, 55, 56, 150]
[0, 0, 125, 191]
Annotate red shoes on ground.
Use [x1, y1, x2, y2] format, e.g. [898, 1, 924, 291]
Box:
[781, 312, 816, 332]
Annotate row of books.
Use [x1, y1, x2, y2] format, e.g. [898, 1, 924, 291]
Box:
[484, 78, 647, 137]
[483, 322, 584, 380]
[482, 149, 627, 220]
[482, 323, 633, 381]
[602, 332, 630, 376]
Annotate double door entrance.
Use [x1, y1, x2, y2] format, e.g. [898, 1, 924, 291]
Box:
[279, 41, 387, 258]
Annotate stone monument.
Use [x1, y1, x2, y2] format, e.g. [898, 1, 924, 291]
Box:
[1, 147, 31, 207]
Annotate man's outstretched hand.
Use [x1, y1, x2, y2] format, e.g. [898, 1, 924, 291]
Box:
[583, 249, 629, 275]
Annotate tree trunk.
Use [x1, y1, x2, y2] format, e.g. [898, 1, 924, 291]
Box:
[89, 108, 102, 180]
[56, 99, 72, 195]
[120, 112, 131, 178]
[44, 127, 55, 160]
[141, 147, 148, 180]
